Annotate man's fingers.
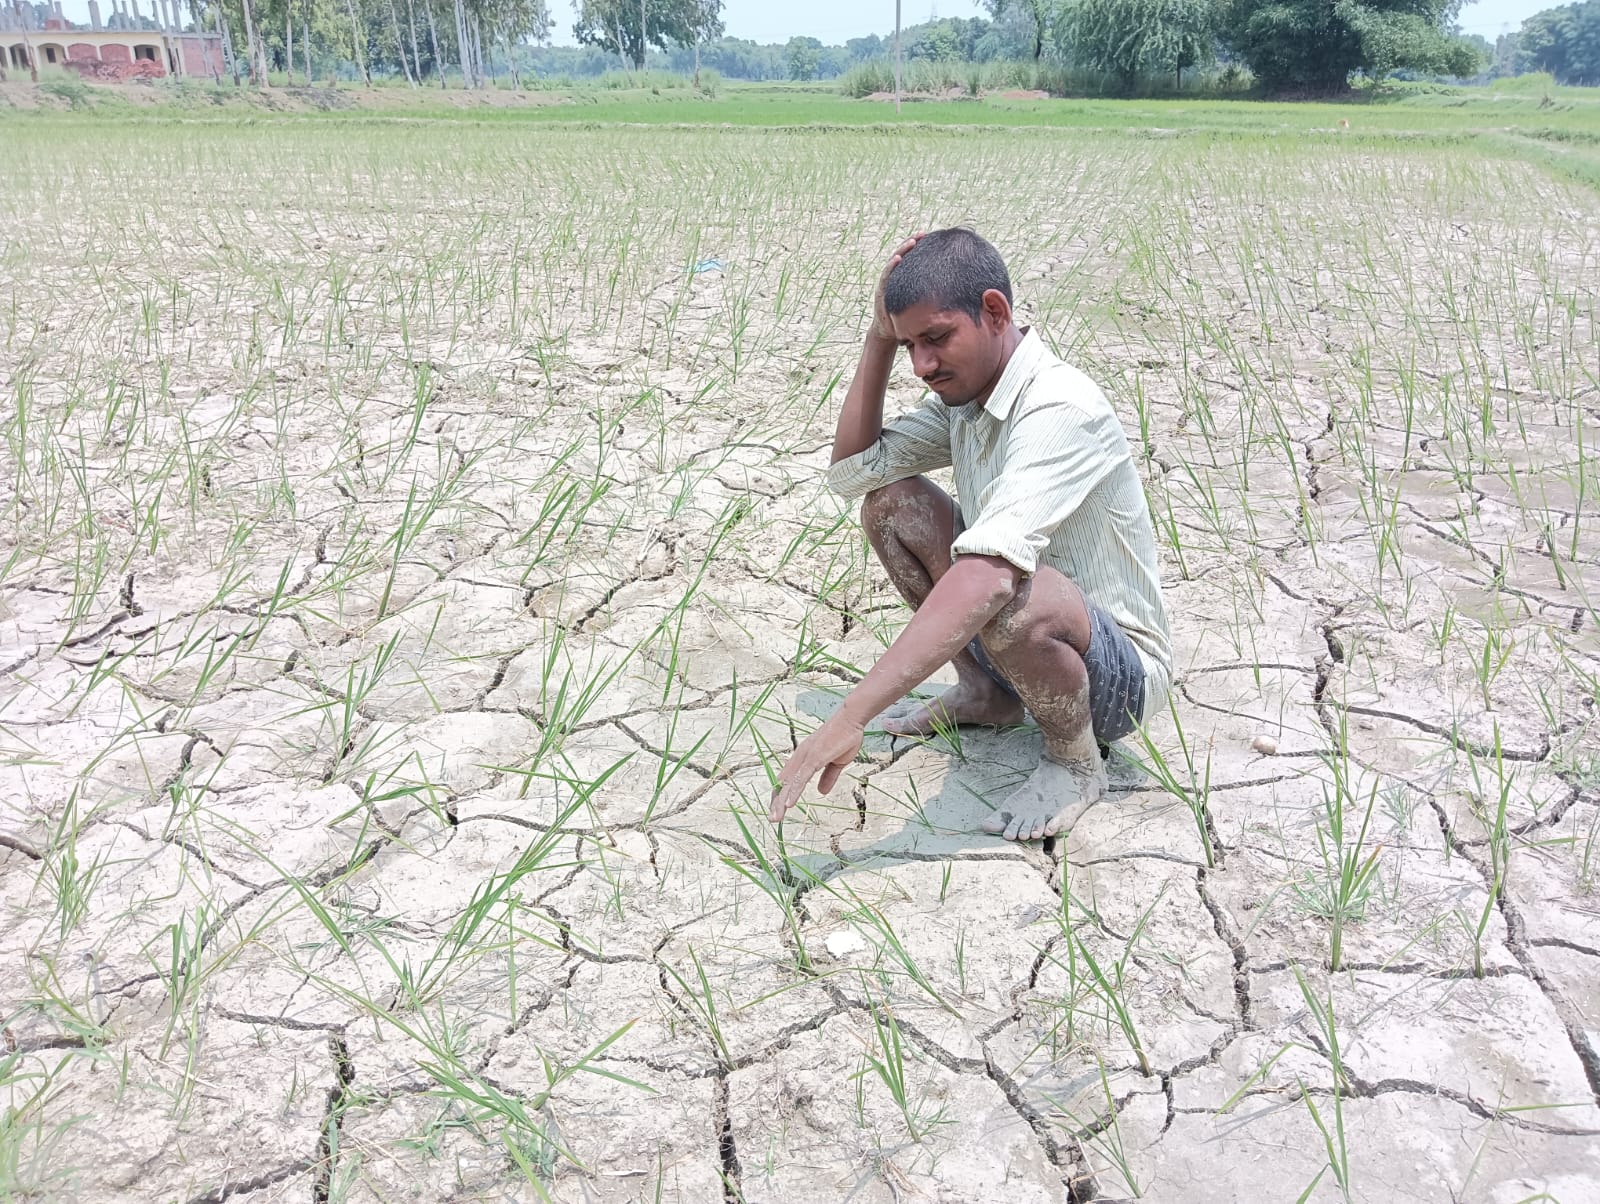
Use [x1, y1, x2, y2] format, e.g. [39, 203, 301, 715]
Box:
[769, 758, 814, 821]
[818, 762, 843, 794]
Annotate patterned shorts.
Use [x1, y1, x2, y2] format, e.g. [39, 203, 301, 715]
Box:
[971, 599, 1147, 746]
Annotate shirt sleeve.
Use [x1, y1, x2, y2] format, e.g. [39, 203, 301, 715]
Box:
[950, 395, 1120, 574]
[824, 395, 953, 500]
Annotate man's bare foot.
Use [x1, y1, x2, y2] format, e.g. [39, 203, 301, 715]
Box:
[981, 755, 1108, 842]
[877, 678, 1024, 738]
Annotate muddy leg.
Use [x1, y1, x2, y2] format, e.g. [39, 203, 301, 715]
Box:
[975, 567, 1107, 841]
[860, 477, 1024, 735]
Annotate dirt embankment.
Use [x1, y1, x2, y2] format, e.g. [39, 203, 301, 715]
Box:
[0, 77, 577, 113]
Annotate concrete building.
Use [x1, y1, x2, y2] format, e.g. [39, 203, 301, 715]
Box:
[3, 0, 225, 81]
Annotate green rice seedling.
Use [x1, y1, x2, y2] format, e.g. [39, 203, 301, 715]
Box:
[851, 978, 950, 1144]
[0, 1045, 91, 1200]
[1128, 698, 1215, 867]
[1290, 963, 1353, 1203]
[1040, 1056, 1142, 1198]
[1459, 725, 1513, 978]
[822, 877, 958, 1017]
[659, 945, 733, 1065]
[1295, 721, 1384, 973]
[718, 802, 813, 974]
[1059, 883, 1161, 1076]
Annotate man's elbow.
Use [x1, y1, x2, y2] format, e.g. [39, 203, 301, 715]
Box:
[955, 554, 1023, 610]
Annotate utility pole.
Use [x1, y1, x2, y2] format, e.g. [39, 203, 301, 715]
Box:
[894, 0, 901, 112]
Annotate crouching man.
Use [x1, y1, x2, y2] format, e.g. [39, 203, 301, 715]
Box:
[769, 228, 1171, 842]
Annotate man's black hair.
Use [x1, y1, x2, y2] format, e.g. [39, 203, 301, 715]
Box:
[882, 227, 1012, 325]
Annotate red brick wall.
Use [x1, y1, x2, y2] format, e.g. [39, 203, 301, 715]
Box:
[99, 42, 131, 64]
[67, 42, 100, 62]
[179, 36, 223, 77]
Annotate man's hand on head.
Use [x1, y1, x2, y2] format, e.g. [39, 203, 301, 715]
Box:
[868, 232, 926, 344]
[768, 711, 866, 824]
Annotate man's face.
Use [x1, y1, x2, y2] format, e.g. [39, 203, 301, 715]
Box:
[890, 296, 1007, 407]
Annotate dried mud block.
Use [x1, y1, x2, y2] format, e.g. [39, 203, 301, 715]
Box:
[1121, 1089, 1600, 1202]
[811, 859, 1061, 1054]
[491, 959, 713, 1077]
[39, 1017, 332, 1202]
[1432, 761, 1575, 843]
[656, 772, 839, 864]
[485, 630, 677, 722]
[1177, 664, 1325, 760]
[1210, 836, 1516, 974]
[331, 1093, 497, 1203]
[1165, 574, 1325, 672]
[1167, 1030, 1341, 1110]
[823, 731, 1048, 861]
[728, 1020, 1062, 1204]
[306, 561, 439, 640]
[1506, 839, 1600, 953]
[1258, 968, 1598, 1122]
[635, 579, 810, 693]
[1530, 942, 1600, 1064]
[78, 728, 196, 809]
[617, 682, 802, 777]
[539, 1067, 725, 1202]
[181, 679, 343, 790]
[1019, 924, 1231, 1075]
[537, 829, 712, 960]
[125, 779, 365, 884]
[1059, 789, 1213, 866]
[655, 926, 835, 1065]
[366, 709, 540, 796]
[2, 826, 266, 1001]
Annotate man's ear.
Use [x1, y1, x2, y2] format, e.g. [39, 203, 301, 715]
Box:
[980, 288, 1012, 332]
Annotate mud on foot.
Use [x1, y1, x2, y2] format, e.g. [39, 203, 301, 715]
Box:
[981, 755, 1108, 842]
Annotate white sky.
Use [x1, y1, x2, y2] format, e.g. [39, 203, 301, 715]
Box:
[50, 0, 1548, 45]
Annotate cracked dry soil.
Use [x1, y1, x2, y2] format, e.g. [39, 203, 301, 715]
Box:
[2, 123, 1598, 1202]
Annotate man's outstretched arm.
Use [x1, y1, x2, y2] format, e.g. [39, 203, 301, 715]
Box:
[769, 553, 1022, 822]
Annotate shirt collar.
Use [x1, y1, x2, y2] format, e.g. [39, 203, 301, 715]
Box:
[976, 327, 1045, 423]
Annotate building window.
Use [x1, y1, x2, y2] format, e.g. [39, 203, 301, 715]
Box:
[134, 44, 159, 62]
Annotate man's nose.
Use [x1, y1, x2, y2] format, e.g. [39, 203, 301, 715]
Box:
[911, 346, 939, 379]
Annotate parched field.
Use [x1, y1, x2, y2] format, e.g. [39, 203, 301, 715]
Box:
[1, 118, 1598, 1203]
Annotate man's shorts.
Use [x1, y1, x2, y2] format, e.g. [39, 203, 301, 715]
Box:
[971, 598, 1147, 746]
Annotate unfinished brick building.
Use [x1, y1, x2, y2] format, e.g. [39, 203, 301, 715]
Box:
[3, 0, 225, 81]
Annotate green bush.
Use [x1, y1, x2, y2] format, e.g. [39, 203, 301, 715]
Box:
[38, 71, 94, 110]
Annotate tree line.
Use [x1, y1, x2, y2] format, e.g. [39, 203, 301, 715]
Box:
[21, 0, 1597, 92]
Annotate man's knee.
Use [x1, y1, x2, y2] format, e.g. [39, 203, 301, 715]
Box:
[860, 477, 931, 536]
[981, 596, 1041, 658]
[982, 572, 1091, 659]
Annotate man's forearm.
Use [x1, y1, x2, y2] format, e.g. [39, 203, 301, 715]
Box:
[830, 336, 898, 465]
[838, 555, 1020, 726]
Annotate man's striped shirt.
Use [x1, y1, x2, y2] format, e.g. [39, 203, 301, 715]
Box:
[826, 328, 1172, 721]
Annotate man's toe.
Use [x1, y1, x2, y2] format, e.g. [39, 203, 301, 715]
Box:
[981, 810, 1010, 835]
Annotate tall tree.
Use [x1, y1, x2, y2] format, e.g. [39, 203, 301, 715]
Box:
[573, 0, 717, 70]
[1221, 0, 1481, 90]
[383, 0, 417, 84]
[1067, 0, 1216, 90]
[1518, 0, 1600, 84]
[682, 0, 722, 86]
[346, 0, 371, 83]
[785, 34, 822, 79]
[980, 0, 1054, 60]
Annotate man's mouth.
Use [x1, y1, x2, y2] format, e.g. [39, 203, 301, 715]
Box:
[926, 375, 951, 388]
